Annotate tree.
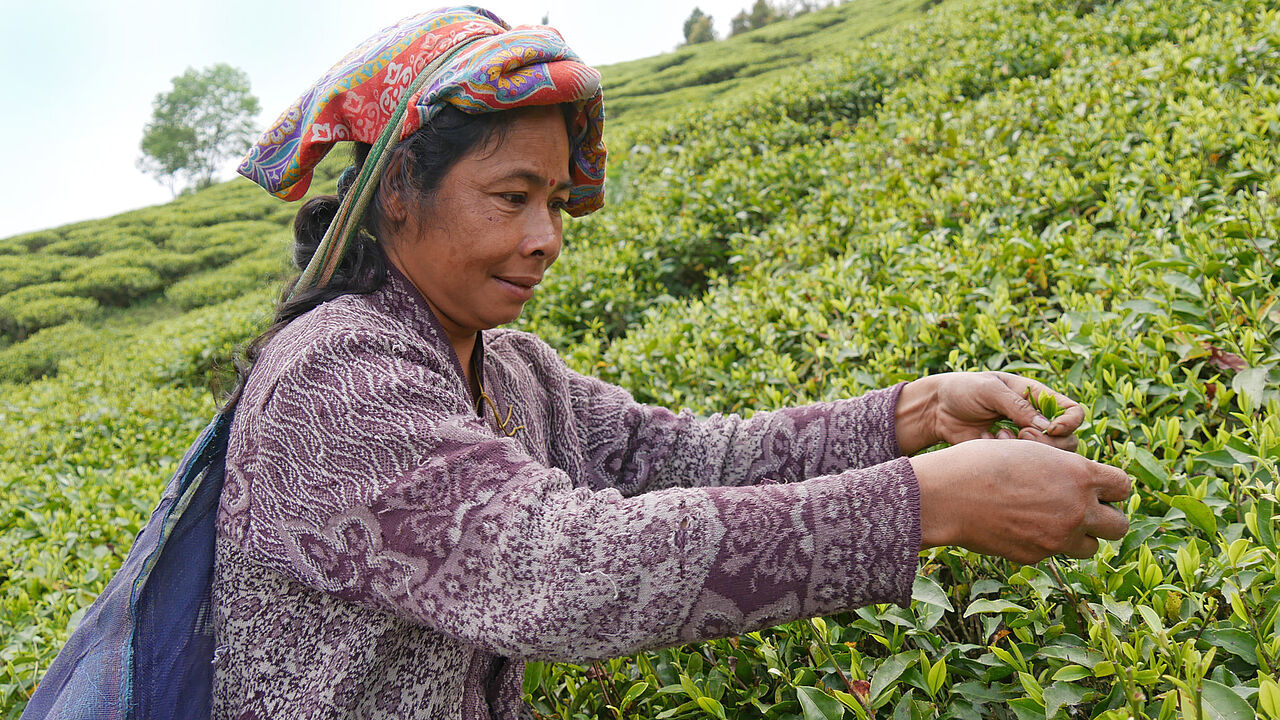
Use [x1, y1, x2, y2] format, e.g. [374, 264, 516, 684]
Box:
[730, 0, 791, 37]
[748, 0, 779, 29]
[138, 64, 260, 195]
[681, 7, 718, 45]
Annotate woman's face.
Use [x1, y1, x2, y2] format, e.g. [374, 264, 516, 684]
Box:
[385, 105, 571, 342]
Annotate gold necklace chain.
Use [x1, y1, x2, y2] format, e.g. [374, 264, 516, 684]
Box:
[475, 381, 524, 438]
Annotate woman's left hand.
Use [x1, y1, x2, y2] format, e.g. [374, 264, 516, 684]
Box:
[895, 371, 1083, 455]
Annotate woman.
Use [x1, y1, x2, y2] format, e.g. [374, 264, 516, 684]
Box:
[221, 7, 1130, 718]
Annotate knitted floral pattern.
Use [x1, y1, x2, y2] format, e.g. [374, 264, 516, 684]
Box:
[212, 268, 920, 719]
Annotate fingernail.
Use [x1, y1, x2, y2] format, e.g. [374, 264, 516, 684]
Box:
[1032, 415, 1050, 431]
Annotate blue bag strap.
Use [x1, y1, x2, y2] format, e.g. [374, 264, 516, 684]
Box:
[21, 411, 234, 720]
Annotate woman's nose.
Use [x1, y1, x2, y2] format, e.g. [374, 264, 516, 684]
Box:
[525, 207, 562, 260]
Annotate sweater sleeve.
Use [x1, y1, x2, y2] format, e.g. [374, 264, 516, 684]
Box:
[539, 338, 906, 495]
[226, 330, 921, 663]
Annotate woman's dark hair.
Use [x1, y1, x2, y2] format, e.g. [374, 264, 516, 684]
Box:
[220, 104, 554, 413]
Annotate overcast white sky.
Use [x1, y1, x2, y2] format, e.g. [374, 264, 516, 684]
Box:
[0, 0, 759, 239]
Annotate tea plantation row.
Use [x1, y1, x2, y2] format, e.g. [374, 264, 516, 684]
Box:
[1, 0, 1278, 717]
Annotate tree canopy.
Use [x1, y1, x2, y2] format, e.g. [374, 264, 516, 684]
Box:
[138, 64, 260, 195]
[731, 0, 821, 36]
[682, 7, 718, 45]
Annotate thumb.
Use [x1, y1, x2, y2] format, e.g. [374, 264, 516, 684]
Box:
[993, 384, 1051, 431]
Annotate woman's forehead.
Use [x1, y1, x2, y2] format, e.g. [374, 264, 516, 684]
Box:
[464, 110, 573, 185]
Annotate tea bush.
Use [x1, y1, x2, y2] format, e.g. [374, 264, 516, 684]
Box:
[162, 220, 281, 255]
[599, 0, 925, 124]
[3, 0, 1280, 717]
[0, 323, 99, 383]
[0, 256, 75, 297]
[164, 246, 290, 310]
[0, 283, 99, 339]
[0, 231, 59, 254]
[0, 297, 98, 341]
[65, 265, 163, 307]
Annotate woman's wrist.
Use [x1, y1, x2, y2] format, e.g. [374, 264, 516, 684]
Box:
[895, 377, 938, 456]
[910, 447, 964, 550]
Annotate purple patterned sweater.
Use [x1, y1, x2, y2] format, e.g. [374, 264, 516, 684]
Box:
[212, 267, 921, 719]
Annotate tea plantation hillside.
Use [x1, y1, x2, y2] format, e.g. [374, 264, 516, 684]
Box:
[592, 0, 927, 126]
[3, 0, 1280, 717]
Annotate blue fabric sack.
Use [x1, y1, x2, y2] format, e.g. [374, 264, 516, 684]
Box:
[21, 412, 233, 720]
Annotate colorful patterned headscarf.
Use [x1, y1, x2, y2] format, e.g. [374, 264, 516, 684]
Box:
[237, 6, 606, 217]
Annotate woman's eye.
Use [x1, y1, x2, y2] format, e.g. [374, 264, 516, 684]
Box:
[550, 198, 569, 212]
[500, 193, 526, 205]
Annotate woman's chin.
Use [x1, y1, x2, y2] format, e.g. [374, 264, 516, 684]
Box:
[478, 306, 528, 330]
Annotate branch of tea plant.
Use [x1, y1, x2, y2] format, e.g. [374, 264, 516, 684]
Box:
[1095, 607, 1148, 720]
[1190, 595, 1217, 648]
[1245, 184, 1279, 271]
[589, 660, 620, 713]
[701, 642, 751, 692]
[1022, 311, 1069, 380]
[1231, 470, 1247, 539]
[804, 618, 862, 702]
[1125, 666, 1145, 720]
[940, 602, 982, 646]
[1225, 578, 1274, 676]
[1046, 556, 1099, 622]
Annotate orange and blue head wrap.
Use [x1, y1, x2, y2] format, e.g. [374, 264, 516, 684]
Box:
[238, 6, 606, 217]
[238, 6, 606, 297]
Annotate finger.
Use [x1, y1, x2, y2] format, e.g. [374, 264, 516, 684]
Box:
[980, 430, 995, 440]
[1017, 426, 1079, 451]
[990, 378, 1053, 431]
[1045, 403, 1084, 436]
[1084, 503, 1130, 541]
[1063, 535, 1100, 559]
[1004, 375, 1085, 435]
[1092, 464, 1133, 503]
[997, 428, 1016, 440]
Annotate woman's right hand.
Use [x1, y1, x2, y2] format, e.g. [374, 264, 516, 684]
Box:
[910, 439, 1131, 564]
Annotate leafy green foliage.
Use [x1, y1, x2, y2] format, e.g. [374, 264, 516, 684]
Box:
[164, 245, 290, 310]
[3, 0, 1280, 718]
[682, 7, 718, 45]
[730, 0, 788, 37]
[599, 0, 925, 125]
[0, 165, 308, 373]
[65, 265, 164, 307]
[0, 284, 98, 339]
[0, 323, 98, 384]
[137, 63, 261, 195]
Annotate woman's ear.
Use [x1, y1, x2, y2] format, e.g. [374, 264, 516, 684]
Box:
[375, 149, 418, 232]
[382, 188, 409, 226]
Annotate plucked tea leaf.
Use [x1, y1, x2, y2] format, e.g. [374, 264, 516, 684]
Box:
[1233, 366, 1271, 409]
[1198, 679, 1255, 720]
[1043, 682, 1090, 718]
[963, 599, 1029, 617]
[869, 653, 916, 705]
[695, 696, 728, 719]
[911, 575, 954, 611]
[1171, 495, 1218, 537]
[1199, 628, 1259, 666]
[1127, 445, 1169, 487]
[797, 686, 846, 720]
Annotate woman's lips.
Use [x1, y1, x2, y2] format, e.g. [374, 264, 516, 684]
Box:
[494, 275, 539, 301]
